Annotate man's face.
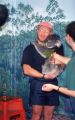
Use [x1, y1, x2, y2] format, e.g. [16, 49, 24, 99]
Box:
[37, 26, 52, 42]
[66, 34, 71, 47]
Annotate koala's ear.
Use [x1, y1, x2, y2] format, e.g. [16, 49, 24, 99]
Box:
[0, 4, 8, 27]
[55, 40, 62, 47]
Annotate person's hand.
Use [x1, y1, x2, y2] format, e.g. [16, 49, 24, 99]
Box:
[49, 52, 65, 65]
[51, 52, 60, 59]
[42, 84, 55, 92]
[44, 73, 57, 79]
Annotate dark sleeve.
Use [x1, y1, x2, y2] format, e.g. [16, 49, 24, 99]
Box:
[55, 44, 64, 56]
[21, 45, 33, 67]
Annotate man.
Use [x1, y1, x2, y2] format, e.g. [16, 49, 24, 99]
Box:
[21, 21, 64, 120]
[42, 21, 75, 120]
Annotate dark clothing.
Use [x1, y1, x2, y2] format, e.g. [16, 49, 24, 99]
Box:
[21, 43, 64, 78]
[29, 78, 59, 106]
[21, 43, 64, 106]
[21, 44, 45, 74]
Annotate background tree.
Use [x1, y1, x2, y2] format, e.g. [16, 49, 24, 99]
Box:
[45, 0, 65, 22]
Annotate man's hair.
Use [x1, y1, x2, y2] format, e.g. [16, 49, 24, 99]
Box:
[37, 21, 53, 30]
[0, 4, 8, 27]
[66, 21, 75, 41]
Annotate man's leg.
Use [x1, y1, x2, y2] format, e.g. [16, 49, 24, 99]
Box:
[44, 106, 55, 120]
[31, 105, 43, 120]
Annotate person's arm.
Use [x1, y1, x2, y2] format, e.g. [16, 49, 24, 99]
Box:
[52, 52, 71, 65]
[23, 64, 56, 79]
[23, 64, 43, 78]
[57, 86, 75, 97]
[42, 84, 75, 97]
[21, 46, 44, 78]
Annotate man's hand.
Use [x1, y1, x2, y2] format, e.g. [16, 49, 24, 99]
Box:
[42, 84, 55, 91]
[44, 72, 57, 79]
[49, 52, 64, 65]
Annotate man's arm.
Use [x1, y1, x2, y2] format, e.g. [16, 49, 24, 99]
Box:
[23, 64, 55, 79]
[23, 64, 43, 78]
[52, 53, 71, 65]
[57, 86, 75, 97]
[42, 84, 75, 97]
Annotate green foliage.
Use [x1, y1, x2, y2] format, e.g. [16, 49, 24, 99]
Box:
[46, 0, 65, 21]
[3, 0, 65, 35]
[18, 3, 33, 15]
